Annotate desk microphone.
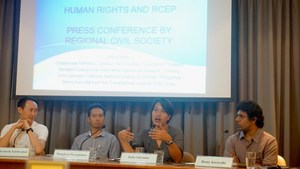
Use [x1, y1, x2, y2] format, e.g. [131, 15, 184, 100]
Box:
[79, 125, 105, 150]
[246, 140, 254, 148]
[13, 129, 25, 147]
[146, 125, 156, 152]
[217, 130, 228, 156]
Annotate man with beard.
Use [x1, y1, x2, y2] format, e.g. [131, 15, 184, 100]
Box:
[118, 98, 183, 163]
[71, 103, 120, 159]
[223, 101, 278, 166]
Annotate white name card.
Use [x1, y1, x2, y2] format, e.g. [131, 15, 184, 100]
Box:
[53, 149, 90, 161]
[195, 156, 233, 168]
[0, 147, 29, 157]
[120, 152, 157, 164]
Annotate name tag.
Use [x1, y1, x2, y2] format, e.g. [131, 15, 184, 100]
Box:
[120, 152, 157, 164]
[195, 156, 233, 168]
[0, 147, 29, 157]
[53, 149, 90, 161]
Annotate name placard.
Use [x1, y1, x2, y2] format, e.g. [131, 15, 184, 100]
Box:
[120, 152, 157, 164]
[195, 156, 233, 168]
[0, 147, 29, 157]
[53, 149, 90, 161]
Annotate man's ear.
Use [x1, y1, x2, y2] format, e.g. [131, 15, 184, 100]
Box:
[17, 107, 22, 115]
[251, 117, 257, 124]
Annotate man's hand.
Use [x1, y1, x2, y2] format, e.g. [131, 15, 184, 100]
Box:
[231, 152, 240, 164]
[13, 120, 25, 130]
[21, 119, 30, 129]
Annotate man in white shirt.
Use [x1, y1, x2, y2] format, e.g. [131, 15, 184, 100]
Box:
[0, 97, 48, 155]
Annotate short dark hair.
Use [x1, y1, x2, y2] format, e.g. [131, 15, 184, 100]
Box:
[17, 96, 38, 109]
[237, 100, 264, 128]
[86, 103, 105, 117]
[151, 98, 174, 123]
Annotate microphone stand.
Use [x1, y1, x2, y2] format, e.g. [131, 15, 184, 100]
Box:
[217, 130, 228, 156]
[147, 125, 156, 153]
[79, 125, 105, 150]
[13, 129, 24, 147]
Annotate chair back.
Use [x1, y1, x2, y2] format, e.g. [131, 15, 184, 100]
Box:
[180, 152, 195, 163]
[277, 155, 287, 167]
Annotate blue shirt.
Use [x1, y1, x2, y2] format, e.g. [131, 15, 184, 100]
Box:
[71, 130, 120, 159]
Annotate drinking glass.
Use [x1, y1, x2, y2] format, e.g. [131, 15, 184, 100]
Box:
[154, 150, 164, 164]
[89, 145, 100, 161]
[135, 147, 145, 153]
[246, 152, 256, 169]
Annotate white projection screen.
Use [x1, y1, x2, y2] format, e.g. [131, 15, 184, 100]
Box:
[15, 0, 233, 100]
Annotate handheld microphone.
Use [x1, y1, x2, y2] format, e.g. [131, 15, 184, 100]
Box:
[79, 125, 106, 150]
[217, 130, 229, 156]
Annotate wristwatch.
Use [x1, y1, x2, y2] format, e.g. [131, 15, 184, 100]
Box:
[26, 127, 33, 134]
[165, 140, 174, 146]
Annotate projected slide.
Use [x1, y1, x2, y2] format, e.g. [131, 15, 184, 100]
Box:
[17, 0, 232, 98]
[33, 1, 207, 94]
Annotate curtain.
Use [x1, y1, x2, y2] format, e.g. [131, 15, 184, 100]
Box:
[0, 0, 299, 167]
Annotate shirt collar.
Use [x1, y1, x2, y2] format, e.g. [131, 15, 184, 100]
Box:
[31, 121, 38, 127]
[87, 129, 106, 137]
[239, 128, 263, 143]
[252, 128, 263, 143]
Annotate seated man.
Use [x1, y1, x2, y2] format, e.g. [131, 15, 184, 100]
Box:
[71, 103, 120, 159]
[0, 96, 48, 155]
[223, 100, 278, 166]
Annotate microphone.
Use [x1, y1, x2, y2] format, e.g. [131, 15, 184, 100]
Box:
[246, 140, 253, 148]
[79, 125, 105, 150]
[217, 130, 229, 156]
[147, 125, 156, 152]
[13, 129, 25, 147]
